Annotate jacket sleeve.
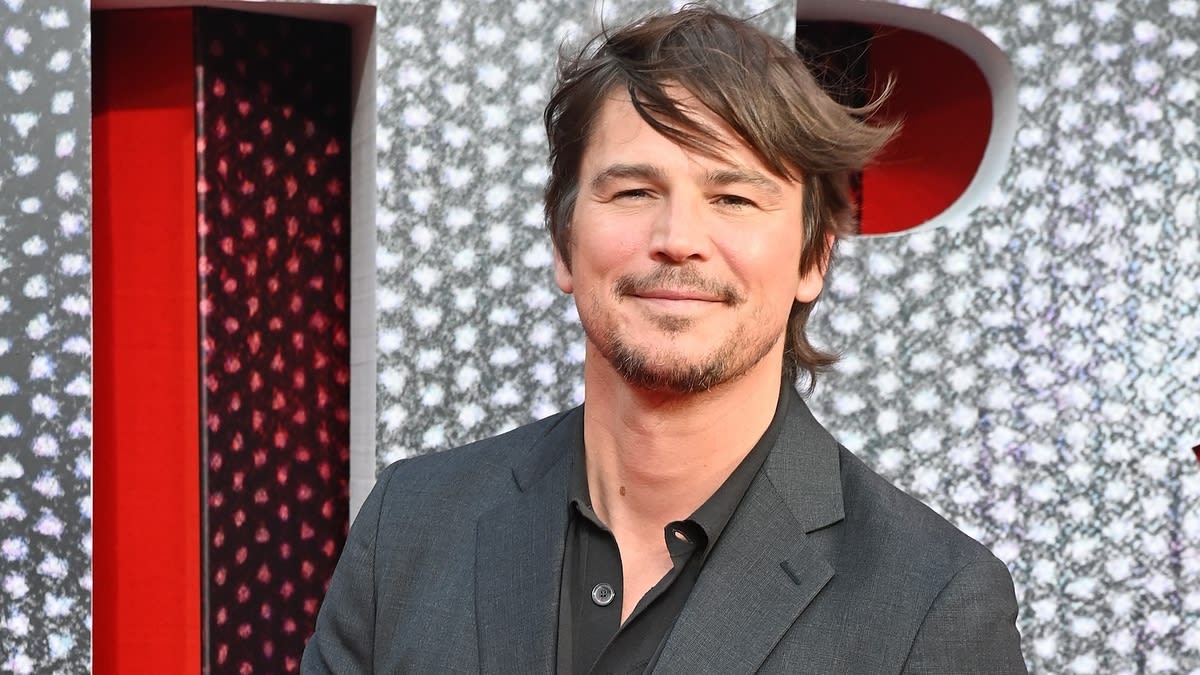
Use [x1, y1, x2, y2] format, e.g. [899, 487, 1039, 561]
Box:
[300, 462, 401, 675]
[901, 555, 1028, 675]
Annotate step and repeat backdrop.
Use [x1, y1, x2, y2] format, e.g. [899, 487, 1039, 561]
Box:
[1, 0, 1198, 672]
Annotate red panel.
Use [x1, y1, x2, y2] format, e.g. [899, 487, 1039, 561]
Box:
[92, 9, 201, 675]
[859, 27, 993, 234]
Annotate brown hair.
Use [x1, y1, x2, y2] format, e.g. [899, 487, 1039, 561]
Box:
[543, 4, 897, 390]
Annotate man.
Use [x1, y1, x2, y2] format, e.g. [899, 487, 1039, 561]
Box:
[303, 6, 1026, 673]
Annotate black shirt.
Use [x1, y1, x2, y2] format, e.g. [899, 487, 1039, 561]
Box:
[556, 382, 791, 674]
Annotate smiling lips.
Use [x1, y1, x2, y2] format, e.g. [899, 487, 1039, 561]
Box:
[634, 288, 724, 302]
[614, 268, 744, 306]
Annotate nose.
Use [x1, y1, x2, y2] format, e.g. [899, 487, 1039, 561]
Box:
[649, 195, 712, 264]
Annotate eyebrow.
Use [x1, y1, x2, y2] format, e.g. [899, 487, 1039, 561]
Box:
[589, 163, 666, 191]
[588, 162, 785, 199]
[705, 168, 783, 198]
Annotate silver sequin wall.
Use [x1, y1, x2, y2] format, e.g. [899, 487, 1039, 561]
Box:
[1, 0, 1198, 672]
[0, 0, 93, 671]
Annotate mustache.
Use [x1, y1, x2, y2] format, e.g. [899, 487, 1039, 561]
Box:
[614, 266, 744, 305]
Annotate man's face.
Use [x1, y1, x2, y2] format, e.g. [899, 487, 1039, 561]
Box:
[555, 88, 826, 393]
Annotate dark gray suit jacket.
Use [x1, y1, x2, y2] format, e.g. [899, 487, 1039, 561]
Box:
[302, 389, 1027, 673]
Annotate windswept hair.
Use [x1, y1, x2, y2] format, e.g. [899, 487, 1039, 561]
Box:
[543, 4, 898, 391]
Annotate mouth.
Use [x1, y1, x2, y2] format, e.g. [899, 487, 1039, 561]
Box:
[632, 288, 725, 303]
[615, 268, 743, 306]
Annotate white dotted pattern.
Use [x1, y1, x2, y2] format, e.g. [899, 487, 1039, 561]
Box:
[0, 1, 92, 672]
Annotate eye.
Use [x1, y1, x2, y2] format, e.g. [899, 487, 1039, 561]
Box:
[614, 188, 653, 200]
[714, 194, 755, 208]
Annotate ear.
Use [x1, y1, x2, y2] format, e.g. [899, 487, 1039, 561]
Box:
[795, 233, 835, 303]
[554, 247, 574, 294]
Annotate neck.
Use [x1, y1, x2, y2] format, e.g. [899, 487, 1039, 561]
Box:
[580, 343, 784, 535]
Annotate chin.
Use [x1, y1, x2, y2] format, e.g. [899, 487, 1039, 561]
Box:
[580, 304, 784, 394]
[606, 338, 759, 394]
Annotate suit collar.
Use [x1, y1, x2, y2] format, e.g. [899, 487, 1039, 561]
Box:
[475, 407, 581, 674]
[764, 386, 845, 533]
[511, 405, 583, 491]
[474, 389, 846, 673]
[654, 388, 845, 672]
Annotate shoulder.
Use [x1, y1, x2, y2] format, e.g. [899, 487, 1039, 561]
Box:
[810, 446, 1024, 669]
[834, 448, 1028, 672]
[832, 445, 1010, 594]
[370, 408, 575, 515]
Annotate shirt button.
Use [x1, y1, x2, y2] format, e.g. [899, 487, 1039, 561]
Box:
[591, 582, 615, 607]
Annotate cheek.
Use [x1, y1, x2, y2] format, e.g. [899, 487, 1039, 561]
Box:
[572, 215, 646, 276]
[721, 230, 804, 293]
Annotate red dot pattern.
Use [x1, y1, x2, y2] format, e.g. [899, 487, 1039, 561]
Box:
[195, 9, 351, 673]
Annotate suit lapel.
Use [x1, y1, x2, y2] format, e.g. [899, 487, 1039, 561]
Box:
[654, 389, 846, 672]
[475, 408, 580, 674]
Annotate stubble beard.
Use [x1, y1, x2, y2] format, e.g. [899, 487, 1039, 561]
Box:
[602, 322, 778, 393]
[581, 268, 782, 394]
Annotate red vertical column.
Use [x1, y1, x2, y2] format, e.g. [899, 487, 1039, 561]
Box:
[92, 9, 202, 675]
[194, 9, 352, 673]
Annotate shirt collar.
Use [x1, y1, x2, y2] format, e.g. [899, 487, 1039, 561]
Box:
[566, 379, 792, 549]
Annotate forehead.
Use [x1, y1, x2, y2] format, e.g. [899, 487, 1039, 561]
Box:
[581, 86, 774, 176]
